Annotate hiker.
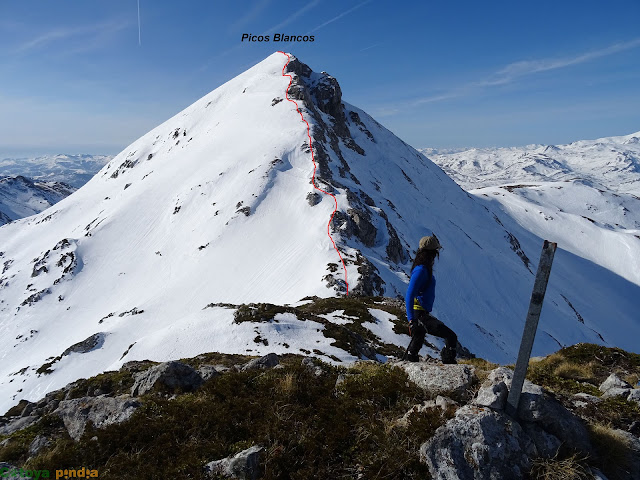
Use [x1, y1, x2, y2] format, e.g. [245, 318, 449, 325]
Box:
[405, 234, 458, 364]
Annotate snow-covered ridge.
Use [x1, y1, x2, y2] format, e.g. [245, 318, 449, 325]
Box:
[423, 133, 640, 286]
[0, 53, 638, 413]
[422, 131, 640, 195]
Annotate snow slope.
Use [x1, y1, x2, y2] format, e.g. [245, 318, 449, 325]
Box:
[0, 175, 76, 226]
[1, 53, 638, 413]
[0, 154, 111, 189]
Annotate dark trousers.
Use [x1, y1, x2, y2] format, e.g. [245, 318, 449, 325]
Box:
[407, 310, 457, 362]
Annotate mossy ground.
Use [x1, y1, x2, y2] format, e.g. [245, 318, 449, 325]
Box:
[223, 296, 411, 360]
[525, 343, 640, 432]
[2, 357, 451, 479]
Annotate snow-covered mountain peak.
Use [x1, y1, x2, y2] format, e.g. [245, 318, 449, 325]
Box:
[1, 53, 638, 414]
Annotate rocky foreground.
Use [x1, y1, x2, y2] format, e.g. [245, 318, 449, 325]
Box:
[1, 344, 639, 479]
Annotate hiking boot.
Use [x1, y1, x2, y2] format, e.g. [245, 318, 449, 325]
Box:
[406, 353, 420, 362]
[441, 347, 457, 364]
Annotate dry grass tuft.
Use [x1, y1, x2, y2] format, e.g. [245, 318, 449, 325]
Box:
[276, 372, 297, 397]
[553, 361, 596, 383]
[588, 423, 635, 479]
[530, 451, 593, 480]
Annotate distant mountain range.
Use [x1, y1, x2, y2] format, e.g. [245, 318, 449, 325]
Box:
[0, 154, 112, 189]
[0, 154, 111, 226]
[421, 131, 640, 195]
[422, 133, 640, 287]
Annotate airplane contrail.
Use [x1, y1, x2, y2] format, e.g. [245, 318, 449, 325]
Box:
[137, 0, 141, 46]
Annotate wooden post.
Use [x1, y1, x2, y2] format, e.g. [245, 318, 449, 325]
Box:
[506, 240, 557, 417]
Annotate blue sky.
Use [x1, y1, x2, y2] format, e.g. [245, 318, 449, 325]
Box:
[1, 0, 639, 157]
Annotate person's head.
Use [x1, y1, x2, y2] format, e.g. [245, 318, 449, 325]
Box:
[411, 234, 442, 274]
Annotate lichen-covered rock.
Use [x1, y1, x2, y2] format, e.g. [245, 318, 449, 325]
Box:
[394, 362, 476, 401]
[483, 367, 592, 453]
[602, 387, 632, 399]
[55, 395, 140, 441]
[28, 434, 51, 456]
[520, 422, 562, 458]
[0, 415, 39, 435]
[599, 373, 632, 393]
[395, 400, 438, 428]
[204, 445, 264, 479]
[627, 389, 640, 404]
[473, 381, 508, 410]
[301, 357, 323, 376]
[516, 382, 592, 453]
[420, 405, 536, 480]
[197, 365, 221, 381]
[571, 392, 602, 408]
[130, 360, 204, 396]
[241, 353, 279, 371]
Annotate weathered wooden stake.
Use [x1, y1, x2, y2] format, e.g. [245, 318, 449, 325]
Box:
[506, 240, 557, 417]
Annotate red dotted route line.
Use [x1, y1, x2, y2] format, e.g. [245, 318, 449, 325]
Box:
[278, 51, 349, 295]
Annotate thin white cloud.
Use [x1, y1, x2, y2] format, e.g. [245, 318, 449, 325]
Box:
[479, 37, 640, 87]
[308, 0, 372, 33]
[410, 38, 640, 106]
[359, 41, 382, 52]
[9, 20, 130, 55]
[266, 0, 321, 34]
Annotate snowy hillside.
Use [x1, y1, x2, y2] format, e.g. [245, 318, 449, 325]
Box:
[0, 176, 76, 226]
[1, 53, 638, 413]
[424, 135, 640, 286]
[0, 154, 111, 189]
[423, 132, 640, 195]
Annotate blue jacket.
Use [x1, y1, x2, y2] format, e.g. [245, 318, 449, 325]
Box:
[405, 264, 436, 321]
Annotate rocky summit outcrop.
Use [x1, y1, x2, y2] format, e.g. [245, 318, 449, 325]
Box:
[419, 366, 596, 479]
[421, 404, 537, 480]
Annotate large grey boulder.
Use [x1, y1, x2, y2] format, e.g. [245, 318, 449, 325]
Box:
[241, 353, 279, 371]
[473, 382, 508, 410]
[130, 360, 204, 396]
[599, 373, 632, 394]
[482, 367, 591, 453]
[394, 362, 476, 400]
[197, 365, 221, 381]
[420, 405, 536, 480]
[55, 395, 140, 441]
[204, 445, 264, 479]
